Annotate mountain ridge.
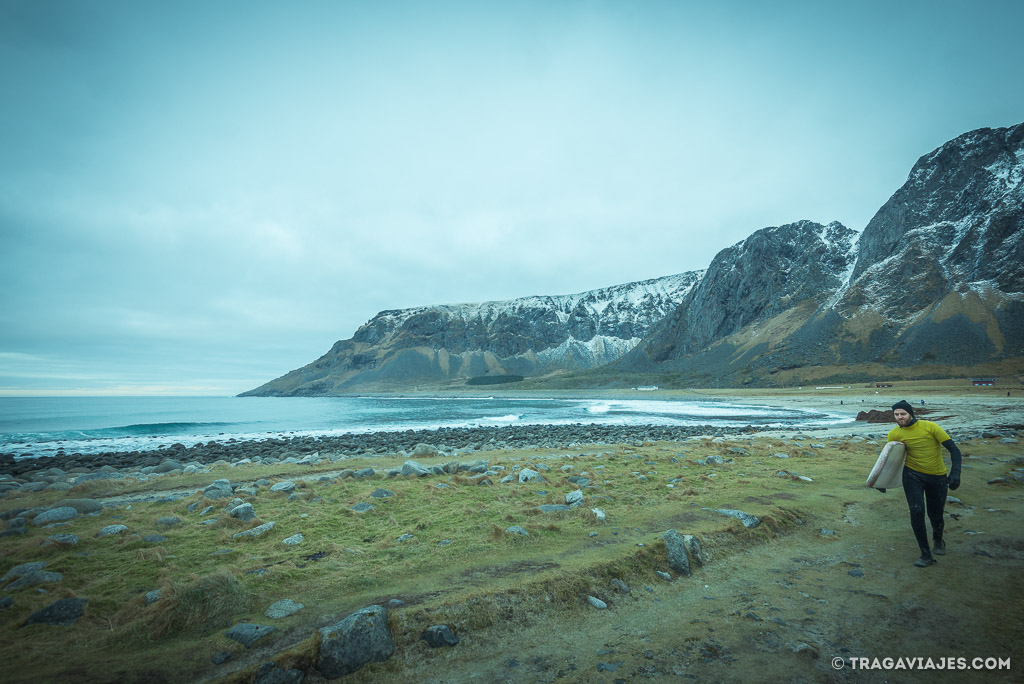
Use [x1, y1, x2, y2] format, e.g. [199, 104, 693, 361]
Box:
[244, 121, 1024, 395]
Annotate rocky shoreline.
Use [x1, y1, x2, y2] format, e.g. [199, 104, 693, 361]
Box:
[0, 422, 789, 479]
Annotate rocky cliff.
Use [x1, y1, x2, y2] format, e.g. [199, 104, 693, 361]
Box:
[246, 121, 1023, 394]
[242, 272, 703, 394]
[616, 122, 1024, 385]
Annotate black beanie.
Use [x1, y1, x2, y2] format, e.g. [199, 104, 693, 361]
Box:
[892, 400, 915, 417]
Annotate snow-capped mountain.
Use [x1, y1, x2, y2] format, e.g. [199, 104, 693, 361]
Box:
[246, 121, 1023, 394]
[242, 272, 703, 394]
[618, 121, 1024, 385]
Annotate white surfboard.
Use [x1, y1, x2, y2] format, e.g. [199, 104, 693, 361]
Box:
[866, 441, 906, 489]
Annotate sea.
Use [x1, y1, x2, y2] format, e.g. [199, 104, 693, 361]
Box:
[0, 395, 851, 460]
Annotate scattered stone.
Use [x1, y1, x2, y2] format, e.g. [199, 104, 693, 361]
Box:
[0, 562, 46, 584]
[281, 534, 304, 545]
[143, 534, 169, 543]
[683, 534, 704, 566]
[23, 597, 87, 626]
[537, 504, 571, 513]
[987, 478, 1009, 485]
[316, 605, 395, 678]
[397, 533, 414, 542]
[353, 468, 375, 479]
[211, 651, 232, 665]
[947, 496, 963, 505]
[370, 489, 395, 498]
[518, 468, 540, 483]
[708, 508, 761, 528]
[232, 521, 276, 539]
[156, 516, 181, 527]
[351, 503, 375, 513]
[51, 499, 103, 515]
[656, 571, 672, 581]
[32, 507, 79, 526]
[611, 578, 630, 594]
[422, 624, 460, 648]
[591, 508, 607, 522]
[230, 503, 256, 522]
[145, 589, 162, 605]
[4, 570, 63, 591]
[505, 526, 529, 536]
[265, 599, 304, 619]
[225, 623, 276, 648]
[587, 596, 608, 610]
[848, 569, 864, 578]
[820, 528, 835, 536]
[565, 490, 584, 506]
[269, 481, 296, 493]
[41, 534, 79, 548]
[401, 461, 430, 477]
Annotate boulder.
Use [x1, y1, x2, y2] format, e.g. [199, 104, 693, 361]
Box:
[265, 598, 304, 619]
[518, 468, 540, 483]
[23, 597, 87, 626]
[51, 499, 103, 515]
[0, 562, 47, 584]
[401, 460, 430, 477]
[32, 507, 79, 526]
[269, 481, 296, 493]
[316, 605, 395, 678]
[230, 503, 256, 522]
[41, 534, 79, 548]
[4, 570, 63, 591]
[662, 530, 691, 576]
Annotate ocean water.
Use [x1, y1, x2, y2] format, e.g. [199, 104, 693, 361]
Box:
[0, 395, 849, 459]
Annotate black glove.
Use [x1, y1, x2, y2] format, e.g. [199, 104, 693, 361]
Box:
[877, 488, 886, 493]
[948, 470, 960, 491]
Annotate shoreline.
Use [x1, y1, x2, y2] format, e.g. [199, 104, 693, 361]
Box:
[2, 392, 1020, 480]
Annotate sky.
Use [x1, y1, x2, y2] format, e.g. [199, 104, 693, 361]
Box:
[1, 0, 1023, 396]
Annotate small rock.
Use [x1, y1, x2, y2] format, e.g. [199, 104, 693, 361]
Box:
[269, 481, 296, 493]
[225, 623, 276, 648]
[265, 599, 304, 619]
[143, 534, 169, 543]
[422, 624, 460, 647]
[230, 503, 256, 522]
[4, 571, 63, 591]
[155, 516, 181, 527]
[370, 489, 395, 498]
[505, 526, 529, 536]
[351, 503, 375, 513]
[587, 595, 608, 609]
[537, 504, 571, 513]
[591, 508, 606, 522]
[708, 508, 761, 528]
[656, 571, 672, 581]
[232, 521, 276, 539]
[41, 534, 79, 548]
[211, 651, 232, 665]
[281, 534, 304, 545]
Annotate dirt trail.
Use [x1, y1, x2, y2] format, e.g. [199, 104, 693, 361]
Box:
[356, 454, 1022, 683]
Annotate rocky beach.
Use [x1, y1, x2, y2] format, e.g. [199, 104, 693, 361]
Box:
[1, 391, 1021, 683]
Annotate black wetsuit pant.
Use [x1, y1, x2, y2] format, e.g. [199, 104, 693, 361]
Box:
[902, 466, 948, 556]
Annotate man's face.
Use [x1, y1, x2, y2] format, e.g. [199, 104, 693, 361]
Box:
[893, 408, 913, 427]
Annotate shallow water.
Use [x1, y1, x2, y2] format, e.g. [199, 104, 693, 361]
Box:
[0, 395, 850, 458]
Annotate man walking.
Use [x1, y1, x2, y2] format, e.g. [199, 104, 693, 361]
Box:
[888, 400, 962, 567]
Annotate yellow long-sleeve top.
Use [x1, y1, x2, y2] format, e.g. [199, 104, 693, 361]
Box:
[887, 419, 951, 475]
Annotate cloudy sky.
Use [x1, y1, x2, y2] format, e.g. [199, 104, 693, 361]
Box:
[1, 0, 1022, 396]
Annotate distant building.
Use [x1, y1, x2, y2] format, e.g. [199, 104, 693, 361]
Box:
[971, 378, 995, 386]
[874, 383, 894, 388]
[634, 385, 659, 391]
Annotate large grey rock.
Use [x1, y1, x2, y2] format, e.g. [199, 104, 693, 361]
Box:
[519, 468, 540, 483]
[23, 597, 87, 626]
[316, 605, 395, 678]
[662, 529, 691, 576]
[401, 460, 430, 477]
[230, 503, 256, 522]
[565, 490, 584, 506]
[96, 524, 128, 537]
[32, 507, 78, 526]
[225, 623, 276, 648]
[269, 481, 296, 493]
